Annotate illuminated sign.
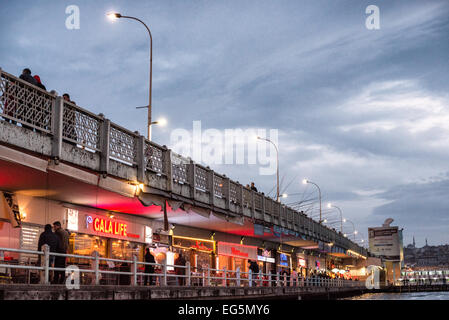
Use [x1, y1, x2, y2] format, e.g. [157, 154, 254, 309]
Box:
[217, 242, 257, 260]
[172, 236, 215, 253]
[145, 226, 153, 244]
[67, 209, 78, 231]
[92, 217, 127, 236]
[84, 215, 140, 240]
[298, 258, 306, 267]
[280, 253, 289, 267]
[257, 255, 275, 263]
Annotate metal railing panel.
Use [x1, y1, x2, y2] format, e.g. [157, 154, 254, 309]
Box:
[194, 165, 208, 192]
[62, 101, 102, 151]
[171, 152, 189, 184]
[144, 140, 164, 174]
[0, 70, 54, 133]
[109, 124, 138, 165]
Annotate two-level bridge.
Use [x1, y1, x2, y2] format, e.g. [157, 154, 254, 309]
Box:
[0, 68, 367, 278]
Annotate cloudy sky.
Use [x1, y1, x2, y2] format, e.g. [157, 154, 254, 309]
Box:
[1, 0, 449, 247]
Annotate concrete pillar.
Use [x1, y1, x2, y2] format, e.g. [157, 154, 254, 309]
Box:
[188, 160, 195, 198]
[51, 97, 64, 160]
[186, 262, 191, 286]
[42, 244, 50, 285]
[132, 254, 138, 286]
[222, 267, 227, 287]
[209, 169, 215, 206]
[135, 135, 145, 183]
[236, 267, 241, 287]
[249, 269, 252, 287]
[93, 251, 100, 285]
[224, 177, 230, 211]
[164, 149, 173, 192]
[99, 118, 110, 175]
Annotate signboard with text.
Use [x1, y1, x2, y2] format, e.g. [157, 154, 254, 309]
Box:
[76, 212, 146, 243]
[217, 242, 258, 260]
[368, 226, 401, 260]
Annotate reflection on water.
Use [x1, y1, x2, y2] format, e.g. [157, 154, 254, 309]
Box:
[343, 291, 449, 300]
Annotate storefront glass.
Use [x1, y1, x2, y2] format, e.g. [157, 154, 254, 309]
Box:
[111, 240, 143, 261]
[69, 233, 107, 264]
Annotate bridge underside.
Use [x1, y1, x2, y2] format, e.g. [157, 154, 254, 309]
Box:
[0, 144, 317, 248]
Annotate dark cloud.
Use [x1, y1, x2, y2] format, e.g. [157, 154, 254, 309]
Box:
[1, 0, 449, 246]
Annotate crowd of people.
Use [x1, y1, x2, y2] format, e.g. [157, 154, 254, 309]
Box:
[37, 221, 69, 284]
[2, 68, 76, 133]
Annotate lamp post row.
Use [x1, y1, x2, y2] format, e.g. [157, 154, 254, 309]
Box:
[106, 13, 363, 246]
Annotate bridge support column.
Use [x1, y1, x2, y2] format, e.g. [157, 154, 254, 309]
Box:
[164, 149, 173, 192]
[99, 117, 110, 175]
[51, 97, 64, 161]
[188, 160, 195, 199]
[136, 135, 145, 183]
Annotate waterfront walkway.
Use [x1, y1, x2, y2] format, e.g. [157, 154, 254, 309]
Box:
[0, 284, 367, 300]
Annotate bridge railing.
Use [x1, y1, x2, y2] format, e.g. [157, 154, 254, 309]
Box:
[0, 246, 363, 288]
[0, 68, 367, 257]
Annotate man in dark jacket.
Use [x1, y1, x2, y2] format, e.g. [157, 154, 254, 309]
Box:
[174, 252, 187, 286]
[248, 260, 260, 286]
[53, 221, 69, 284]
[37, 224, 60, 267]
[144, 248, 156, 286]
[18, 68, 38, 130]
[19, 68, 38, 86]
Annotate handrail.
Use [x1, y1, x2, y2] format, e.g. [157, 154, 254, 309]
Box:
[0, 245, 365, 288]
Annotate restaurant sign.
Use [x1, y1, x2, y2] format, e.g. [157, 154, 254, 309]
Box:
[217, 242, 257, 260]
[77, 212, 146, 243]
[172, 236, 215, 253]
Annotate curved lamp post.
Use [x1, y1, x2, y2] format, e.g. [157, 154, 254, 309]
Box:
[344, 219, 357, 241]
[327, 203, 343, 233]
[257, 137, 279, 202]
[303, 179, 322, 223]
[107, 12, 154, 140]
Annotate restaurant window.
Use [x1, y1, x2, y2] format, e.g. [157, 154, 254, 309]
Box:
[69, 233, 107, 264]
[111, 240, 143, 261]
[234, 258, 247, 273]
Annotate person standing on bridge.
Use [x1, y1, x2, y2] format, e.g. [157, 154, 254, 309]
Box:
[250, 182, 258, 192]
[248, 260, 259, 286]
[19, 68, 38, 86]
[144, 248, 155, 286]
[33, 75, 46, 91]
[37, 224, 60, 283]
[18, 68, 38, 131]
[174, 252, 186, 286]
[53, 221, 69, 284]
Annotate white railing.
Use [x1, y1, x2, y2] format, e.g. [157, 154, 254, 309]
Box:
[0, 246, 362, 288]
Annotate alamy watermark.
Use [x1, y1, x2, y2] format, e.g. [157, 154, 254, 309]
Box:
[170, 121, 278, 176]
[65, 5, 80, 30]
[365, 5, 380, 30]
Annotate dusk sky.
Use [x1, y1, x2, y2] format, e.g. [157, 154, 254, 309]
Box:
[1, 0, 449, 247]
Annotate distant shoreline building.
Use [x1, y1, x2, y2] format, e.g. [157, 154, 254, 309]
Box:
[368, 218, 404, 284]
[404, 239, 449, 268]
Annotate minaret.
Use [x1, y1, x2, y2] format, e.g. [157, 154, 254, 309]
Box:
[413, 236, 415, 248]
[425, 238, 428, 247]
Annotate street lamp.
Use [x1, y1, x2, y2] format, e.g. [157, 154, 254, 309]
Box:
[107, 12, 154, 140]
[344, 219, 357, 240]
[327, 203, 344, 233]
[303, 179, 322, 223]
[150, 118, 167, 127]
[257, 137, 279, 202]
